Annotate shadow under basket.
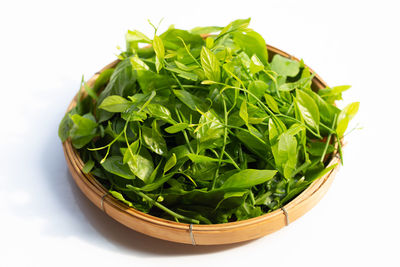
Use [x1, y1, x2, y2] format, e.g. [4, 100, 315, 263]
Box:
[63, 44, 341, 246]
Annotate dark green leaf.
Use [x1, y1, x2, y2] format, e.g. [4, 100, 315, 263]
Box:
[69, 114, 98, 149]
[102, 156, 136, 179]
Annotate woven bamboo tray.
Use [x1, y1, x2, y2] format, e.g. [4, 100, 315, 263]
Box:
[62, 44, 341, 245]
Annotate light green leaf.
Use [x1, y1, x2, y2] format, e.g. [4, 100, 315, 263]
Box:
[165, 122, 189, 134]
[200, 46, 220, 82]
[232, 30, 268, 65]
[336, 102, 359, 137]
[276, 132, 298, 179]
[130, 55, 149, 70]
[295, 89, 320, 134]
[141, 124, 168, 156]
[239, 99, 248, 125]
[218, 18, 251, 37]
[109, 191, 133, 207]
[126, 30, 152, 44]
[221, 169, 277, 189]
[271, 55, 300, 77]
[264, 94, 279, 113]
[190, 26, 223, 35]
[127, 147, 154, 182]
[248, 80, 269, 103]
[250, 54, 264, 74]
[187, 154, 230, 164]
[99, 95, 131, 112]
[153, 35, 165, 73]
[145, 103, 173, 123]
[164, 153, 177, 173]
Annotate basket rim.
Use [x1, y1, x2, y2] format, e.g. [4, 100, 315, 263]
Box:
[62, 43, 340, 241]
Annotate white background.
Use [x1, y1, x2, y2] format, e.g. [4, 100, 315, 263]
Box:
[1, 0, 399, 266]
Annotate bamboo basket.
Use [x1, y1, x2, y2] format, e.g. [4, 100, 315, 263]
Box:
[62, 44, 341, 245]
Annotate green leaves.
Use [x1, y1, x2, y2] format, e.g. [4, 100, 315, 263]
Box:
[200, 46, 221, 82]
[173, 89, 207, 112]
[127, 147, 154, 182]
[69, 114, 98, 149]
[102, 156, 136, 179]
[99, 95, 131, 112]
[221, 169, 277, 189]
[271, 55, 300, 77]
[164, 153, 177, 173]
[295, 89, 320, 134]
[59, 18, 358, 224]
[336, 102, 360, 137]
[153, 35, 165, 73]
[232, 30, 268, 65]
[165, 123, 189, 133]
[141, 124, 168, 156]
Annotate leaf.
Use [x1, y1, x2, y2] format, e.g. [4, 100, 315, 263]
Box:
[190, 26, 223, 35]
[122, 139, 140, 164]
[102, 156, 136, 179]
[93, 68, 114, 93]
[127, 147, 154, 182]
[336, 102, 360, 137]
[165, 122, 189, 133]
[318, 85, 351, 104]
[295, 89, 320, 134]
[98, 95, 131, 112]
[264, 94, 279, 113]
[82, 159, 95, 174]
[153, 35, 165, 73]
[200, 46, 221, 82]
[97, 58, 137, 122]
[218, 18, 251, 37]
[164, 153, 177, 173]
[276, 132, 298, 179]
[58, 108, 76, 142]
[69, 114, 98, 149]
[141, 125, 168, 156]
[221, 169, 277, 189]
[250, 54, 264, 74]
[109, 190, 133, 207]
[236, 128, 269, 159]
[187, 154, 230, 164]
[130, 55, 150, 70]
[307, 90, 340, 125]
[165, 65, 198, 81]
[248, 80, 269, 103]
[286, 123, 305, 136]
[196, 111, 224, 144]
[232, 30, 268, 65]
[160, 29, 204, 50]
[270, 55, 300, 77]
[239, 99, 248, 125]
[145, 103, 174, 123]
[173, 89, 208, 112]
[126, 30, 151, 44]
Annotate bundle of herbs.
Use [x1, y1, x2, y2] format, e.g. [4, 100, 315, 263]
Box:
[59, 18, 359, 224]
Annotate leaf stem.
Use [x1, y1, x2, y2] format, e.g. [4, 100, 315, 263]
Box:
[126, 185, 200, 224]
